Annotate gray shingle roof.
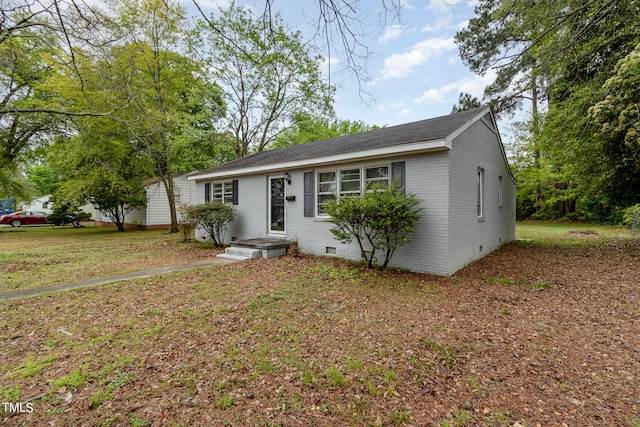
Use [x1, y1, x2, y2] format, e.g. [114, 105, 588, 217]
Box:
[189, 107, 488, 177]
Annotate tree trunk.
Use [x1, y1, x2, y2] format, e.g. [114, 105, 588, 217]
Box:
[531, 73, 541, 213]
[162, 174, 180, 234]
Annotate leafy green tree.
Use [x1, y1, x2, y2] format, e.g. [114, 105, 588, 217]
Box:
[196, 4, 334, 157]
[99, 0, 228, 233]
[457, 0, 639, 222]
[27, 164, 59, 196]
[0, 16, 60, 196]
[183, 201, 236, 247]
[452, 93, 482, 113]
[323, 183, 423, 271]
[588, 43, 640, 209]
[169, 84, 234, 174]
[49, 114, 152, 232]
[84, 174, 147, 232]
[272, 112, 378, 148]
[0, 0, 127, 196]
[111, 0, 189, 233]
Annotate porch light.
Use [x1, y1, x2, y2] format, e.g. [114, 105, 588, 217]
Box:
[284, 172, 291, 185]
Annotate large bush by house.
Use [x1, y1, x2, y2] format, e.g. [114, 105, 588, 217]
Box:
[323, 183, 423, 270]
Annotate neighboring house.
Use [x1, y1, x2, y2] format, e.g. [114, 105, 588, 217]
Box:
[21, 195, 53, 213]
[94, 174, 196, 230]
[188, 107, 516, 276]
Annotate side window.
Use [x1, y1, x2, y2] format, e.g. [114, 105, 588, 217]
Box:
[204, 182, 211, 202]
[477, 168, 485, 218]
[498, 176, 503, 208]
[208, 181, 237, 204]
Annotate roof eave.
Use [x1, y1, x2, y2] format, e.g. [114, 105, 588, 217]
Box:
[188, 138, 448, 181]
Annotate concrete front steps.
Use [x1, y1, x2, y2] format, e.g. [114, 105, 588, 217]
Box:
[216, 238, 292, 261]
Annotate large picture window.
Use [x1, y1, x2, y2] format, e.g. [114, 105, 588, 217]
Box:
[317, 164, 390, 216]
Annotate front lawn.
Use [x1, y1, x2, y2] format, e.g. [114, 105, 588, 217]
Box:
[0, 225, 220, 293]
[0, 222, 638, 426]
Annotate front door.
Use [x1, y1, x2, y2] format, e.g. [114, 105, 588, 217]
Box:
[269, 177, 285, 234]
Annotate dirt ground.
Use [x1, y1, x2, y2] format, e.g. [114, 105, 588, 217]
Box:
[1, 237, 639, 426]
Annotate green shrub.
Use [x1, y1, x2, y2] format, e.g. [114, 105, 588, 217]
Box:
[183, 201, 235, 247]
[323, 182, 423, 270]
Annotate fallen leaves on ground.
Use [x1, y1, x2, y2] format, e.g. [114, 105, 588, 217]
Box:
[1, 238, 639, 426]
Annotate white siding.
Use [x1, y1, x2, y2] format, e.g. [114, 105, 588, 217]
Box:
[95, 175, 195, 227]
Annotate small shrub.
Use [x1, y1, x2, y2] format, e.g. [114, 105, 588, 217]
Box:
[182, 201, 235, 247]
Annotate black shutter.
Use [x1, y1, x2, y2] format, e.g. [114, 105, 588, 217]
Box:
[232, 180, 239, 205]
[204, 182, 211, 202]
[304, 171, 314, 217]
[391, 162, 405, 192]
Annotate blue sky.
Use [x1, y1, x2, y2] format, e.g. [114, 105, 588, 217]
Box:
[187, 0, 497, 129]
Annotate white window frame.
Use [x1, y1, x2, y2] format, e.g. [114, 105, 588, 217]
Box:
[477, 168, 485, 219]
[211, 181, 234, 204]
[364, 165, 390, 192]
[340, 168, 361, 197]
[317, 171, 337, 215]
[316, 163, 391, 217]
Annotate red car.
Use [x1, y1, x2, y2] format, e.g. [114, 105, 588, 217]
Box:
[0, 211, 50, 227]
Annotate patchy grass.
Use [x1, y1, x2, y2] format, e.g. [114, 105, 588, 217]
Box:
[0, 222, 638, 426]
[516, 219, 635, 246]
[0, 224, 221, 293]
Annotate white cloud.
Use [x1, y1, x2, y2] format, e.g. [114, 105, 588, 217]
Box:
[413, 70, 496, 104]
[414, 88, 446, 104]
[455, 19, 470, 31]
[398, 0, 418, 9]
[397, 108, 413, 118]
[427, 0, 460, 13]
[381, 37, 456, 79]
[184, 0, 230, 10]
[319, 56, 341, 77]
[379, 25, 405, 43]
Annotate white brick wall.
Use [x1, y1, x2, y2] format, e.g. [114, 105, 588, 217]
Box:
[447, 116, 516, 274]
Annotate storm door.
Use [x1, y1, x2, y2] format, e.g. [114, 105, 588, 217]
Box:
[269, 177, 285, 234]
